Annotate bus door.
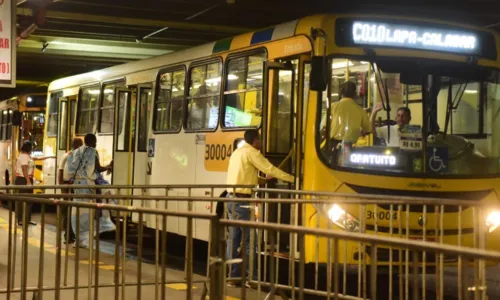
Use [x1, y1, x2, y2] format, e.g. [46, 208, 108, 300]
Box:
[263, 60, 297, 185]
[56, 97, 70, 183]
[133, 86, 152, 188]
[263, 60, 298, 249]
[112, 88, 135, 192]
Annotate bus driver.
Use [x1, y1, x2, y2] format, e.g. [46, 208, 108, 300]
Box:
[370, 103, 412, 147]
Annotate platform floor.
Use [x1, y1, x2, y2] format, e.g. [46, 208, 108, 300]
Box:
[0, 208, 274, 300]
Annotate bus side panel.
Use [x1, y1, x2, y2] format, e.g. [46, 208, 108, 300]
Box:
[146, 132, 196, 236]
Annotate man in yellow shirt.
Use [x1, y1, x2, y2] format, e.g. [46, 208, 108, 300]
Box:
[225, 129, 293, 287]
[330, 81, 371, 147]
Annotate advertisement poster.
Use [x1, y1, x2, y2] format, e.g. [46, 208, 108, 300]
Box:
[0, 0, 15, 87]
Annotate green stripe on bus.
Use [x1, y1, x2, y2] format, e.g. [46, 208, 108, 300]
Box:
[213, 38, 232, 53]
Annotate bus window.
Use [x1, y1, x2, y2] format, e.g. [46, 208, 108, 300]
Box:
[76, 86, 100, 135]
[437, 81, 480, 135]
[154, 68, 185, 132]
[138, 88, 151, 152]
[47, 92, 61, 136]
[268, 66, 295, 154]
[23, 111, 44, 152]
[99, 82, 125, 133]
[223, 52, 266, 128]
[186, 61, 221, 130]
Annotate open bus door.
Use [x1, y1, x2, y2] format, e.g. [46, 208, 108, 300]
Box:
[263, 60, 296, 188]
[112, 88, 134, 192]
[263, 60, 299, 250]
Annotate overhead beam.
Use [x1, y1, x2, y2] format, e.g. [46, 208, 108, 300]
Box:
[17, 7, 253, 34]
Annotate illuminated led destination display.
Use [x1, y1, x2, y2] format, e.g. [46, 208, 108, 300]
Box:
[351, 21, 478, 54]
[350, 153, 397, 166]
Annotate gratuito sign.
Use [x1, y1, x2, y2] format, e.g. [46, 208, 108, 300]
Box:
[0, 0, 15, 87]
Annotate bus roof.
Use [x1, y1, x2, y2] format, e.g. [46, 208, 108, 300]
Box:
[48, 13, 500, 92]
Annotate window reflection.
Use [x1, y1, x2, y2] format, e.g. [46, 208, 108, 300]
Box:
[77, 87, 100, 135]
[187, 62, 221, 130]
[224, 52, 266, 128]
[155, 69, 185, 132]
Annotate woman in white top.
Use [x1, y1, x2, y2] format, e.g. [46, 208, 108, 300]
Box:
[16, 141, 55, 226]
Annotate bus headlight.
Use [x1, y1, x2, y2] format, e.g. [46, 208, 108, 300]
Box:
[486, 211, 500, 233]
[324, 204, 360, 232]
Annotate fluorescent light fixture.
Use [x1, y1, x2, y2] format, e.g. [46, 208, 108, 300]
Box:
[465, 90, 478, 94]
[332, 61, 354, 69]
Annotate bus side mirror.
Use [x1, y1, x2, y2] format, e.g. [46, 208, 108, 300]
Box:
[310, 56, 327, 92]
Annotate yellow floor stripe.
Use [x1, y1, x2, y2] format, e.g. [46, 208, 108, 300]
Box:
[0, 215, 203, 289]
[165, 283, 198, 291]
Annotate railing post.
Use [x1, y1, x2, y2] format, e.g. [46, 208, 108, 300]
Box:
[209, 216, 224, 300]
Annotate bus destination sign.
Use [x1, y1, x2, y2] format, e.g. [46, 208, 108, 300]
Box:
[349, 20, 480, 55]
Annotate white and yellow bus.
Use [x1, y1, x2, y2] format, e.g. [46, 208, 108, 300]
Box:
[0, 91, 47, 193]
[43, 14, 500, 264]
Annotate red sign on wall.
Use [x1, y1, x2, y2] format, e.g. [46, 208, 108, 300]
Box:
[0, 0, 15, 87]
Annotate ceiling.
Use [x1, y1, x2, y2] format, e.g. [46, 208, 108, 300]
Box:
[5, 0, 500, 99]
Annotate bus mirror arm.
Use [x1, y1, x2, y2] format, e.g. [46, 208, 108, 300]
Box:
[310, 56, 327, 91]
[310, 28, 328, 92]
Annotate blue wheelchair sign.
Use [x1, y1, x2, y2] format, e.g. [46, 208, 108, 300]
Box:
[427, 147, 448, 173]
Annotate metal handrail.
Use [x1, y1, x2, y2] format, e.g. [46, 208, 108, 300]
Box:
[220, 219, 500, 261]
[20, 193, 483, 206]
[0, 194, 216, 219]
[1, 183, 487, 206]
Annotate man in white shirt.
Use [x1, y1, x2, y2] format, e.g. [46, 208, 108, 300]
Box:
[370, 103, 412, 147]
[58, 138, 83, 243]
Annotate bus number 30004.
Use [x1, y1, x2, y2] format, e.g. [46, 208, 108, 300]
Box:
[366, 211, 398, 220]
[205, 144, 233, 161]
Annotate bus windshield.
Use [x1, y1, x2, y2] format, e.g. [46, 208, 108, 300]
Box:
[318, 58, 500, 177]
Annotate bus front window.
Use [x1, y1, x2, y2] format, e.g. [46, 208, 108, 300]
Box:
[318, 58, 500, 177]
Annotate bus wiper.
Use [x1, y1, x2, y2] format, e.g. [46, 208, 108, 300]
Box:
[372, 63, 391, 142]
[444, 79, 468, 137]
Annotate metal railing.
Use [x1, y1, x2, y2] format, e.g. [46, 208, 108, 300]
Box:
[0, 184, 498, 300]
[0, 193, 217, 300]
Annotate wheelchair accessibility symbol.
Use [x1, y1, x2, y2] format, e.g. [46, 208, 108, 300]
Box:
[428, 147, 448, 172]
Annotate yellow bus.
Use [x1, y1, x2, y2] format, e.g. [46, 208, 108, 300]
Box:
[42, 14, 500, 265]
[0, 90, 47, 193]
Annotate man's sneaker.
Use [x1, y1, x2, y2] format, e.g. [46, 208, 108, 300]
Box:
[72, 242, 89, 249]
[227, 280, 238, 287]
[227, 280, 252, 289]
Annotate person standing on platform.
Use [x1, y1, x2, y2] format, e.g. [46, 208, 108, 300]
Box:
[15, 141, 55, 226]
[66, 133, 114, 248]
[225, 129, 294, 287]
[58, 137, 83, 243]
